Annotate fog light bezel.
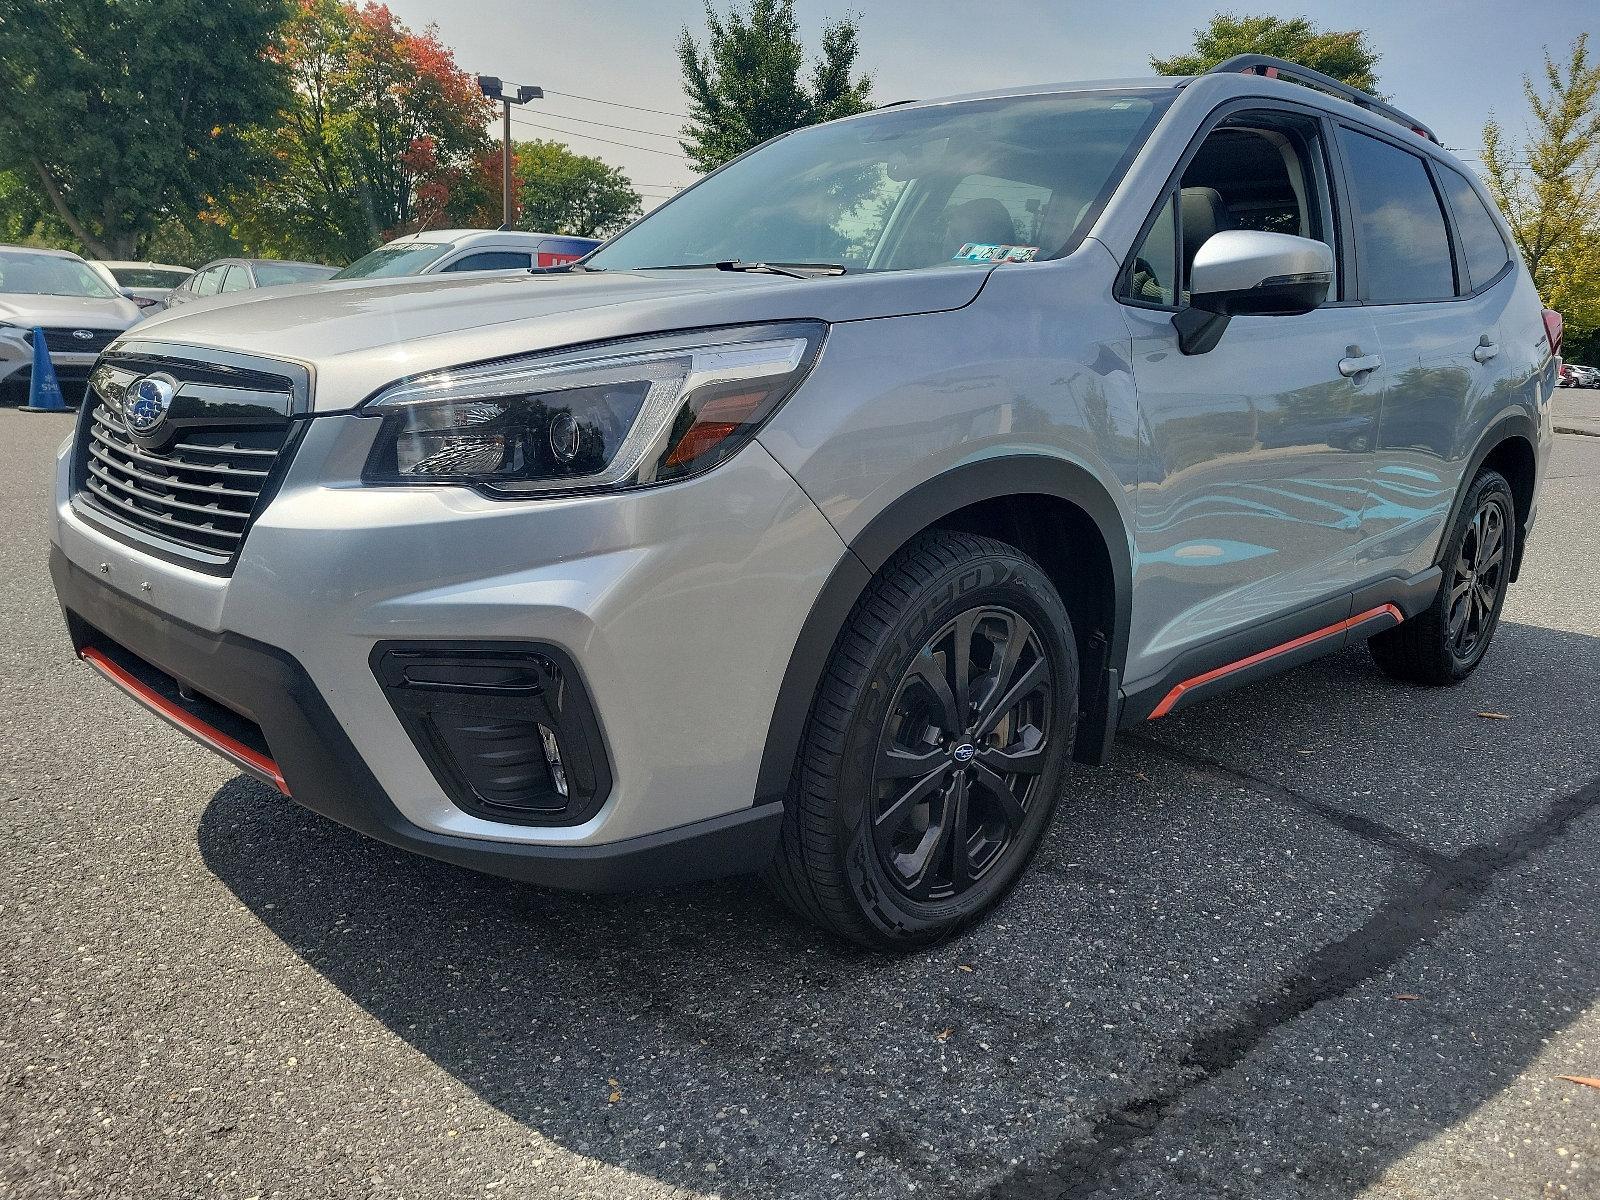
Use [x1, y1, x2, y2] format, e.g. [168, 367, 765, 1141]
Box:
[371, 640, 612, 827]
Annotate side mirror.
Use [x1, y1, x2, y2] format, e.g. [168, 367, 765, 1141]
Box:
[1173, 230, 1334, 354]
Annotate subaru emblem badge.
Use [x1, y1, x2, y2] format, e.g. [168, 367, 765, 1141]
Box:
[72, 329, 95, 341]
[123, 374, 177, 434]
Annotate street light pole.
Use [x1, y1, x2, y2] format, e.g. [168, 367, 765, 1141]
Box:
[501, 99, 513, 228]
[477, 76, 544, 231]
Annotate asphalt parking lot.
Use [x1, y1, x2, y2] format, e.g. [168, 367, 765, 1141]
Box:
[2, 408, 1597, 1200]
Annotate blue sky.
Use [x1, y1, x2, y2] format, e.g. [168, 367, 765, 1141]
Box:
[393, 1, 1598, 208]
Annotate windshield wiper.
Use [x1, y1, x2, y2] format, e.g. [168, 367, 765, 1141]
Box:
[638, 260, 847, 279]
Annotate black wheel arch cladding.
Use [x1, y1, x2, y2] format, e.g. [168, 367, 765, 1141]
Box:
[754, 453, 1131, 808]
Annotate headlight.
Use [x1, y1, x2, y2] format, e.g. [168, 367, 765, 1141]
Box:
[363, 323, 825, 495]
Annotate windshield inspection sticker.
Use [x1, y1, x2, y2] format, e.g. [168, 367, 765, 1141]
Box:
[953, 243, 1040, 263]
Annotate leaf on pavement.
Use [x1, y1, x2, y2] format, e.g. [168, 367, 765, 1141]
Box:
[1476, 711, 1511, 720]
[935, 1027, 954, 1042]
[1555, 1075, 1600, 1090]
[1395, 994, 1423, 1001]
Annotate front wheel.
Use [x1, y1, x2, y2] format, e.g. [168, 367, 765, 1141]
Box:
[1368, 468, 1516, 685]
[766, 531, 1078, 949]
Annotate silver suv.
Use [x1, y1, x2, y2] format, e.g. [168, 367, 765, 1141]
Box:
[50, 58, 1556, 948]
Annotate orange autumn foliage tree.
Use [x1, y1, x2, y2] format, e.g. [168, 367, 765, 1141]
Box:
[229, 0, 492, 263]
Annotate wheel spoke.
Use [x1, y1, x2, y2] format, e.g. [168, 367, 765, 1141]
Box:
[878, 743, 946, 779]
[971, 760, 1027, 832]
[975, 657, 1049, 739]
[875, 764, 949, 838]
[906, 646, 961, 732]
[943, 774, 973, 890]
[949, 610, 977, 723]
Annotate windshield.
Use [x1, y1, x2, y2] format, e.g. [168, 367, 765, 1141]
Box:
[333, 243, 450, 280]
[0, 251, 120, 299]
[255, 261, 338, 286]
[110, 266, 192, 288]
[587, 91, 1167, 274]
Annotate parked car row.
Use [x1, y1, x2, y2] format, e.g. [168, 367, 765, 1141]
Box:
[2, 228, 602, 405]
[1558, 362, 1599, 387]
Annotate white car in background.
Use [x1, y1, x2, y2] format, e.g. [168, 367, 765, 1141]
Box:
[330, 228, 600, 280]
[87, 261, 194, 312]
[0, 245, 142, 406]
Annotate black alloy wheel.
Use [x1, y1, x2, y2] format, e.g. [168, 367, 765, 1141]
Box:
[872, 607, 1052, 902]
[1368, 467, 1516, 685]
[766, 530, 1078, 949]
[1446, 498, 1506, 663]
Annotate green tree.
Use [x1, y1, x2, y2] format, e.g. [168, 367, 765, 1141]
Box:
[677, 0, 873, 173]
[509, 140, 641, 239]
[229, 0, 492, 263]
[1482, 35, 1600, 349]
[0, 0, 291, 259]
[1150, 12, 1381, 93]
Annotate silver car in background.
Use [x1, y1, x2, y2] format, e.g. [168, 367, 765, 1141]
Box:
[164, 257, 338, 309]
[330, 228, 601, 279]
[87, 261, 195, 312]
[1, 245, 142, 406]
[50, 58, 1555, 949]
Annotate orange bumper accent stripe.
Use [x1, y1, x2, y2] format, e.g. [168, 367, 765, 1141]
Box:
[1148, 603, 1404, 720]
[80, 646, 290, 794]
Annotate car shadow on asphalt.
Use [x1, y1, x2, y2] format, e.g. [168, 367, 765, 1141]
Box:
[196, 620, 1600, 1199]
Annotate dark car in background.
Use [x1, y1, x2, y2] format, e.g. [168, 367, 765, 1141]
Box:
[164, 258, 338, 309]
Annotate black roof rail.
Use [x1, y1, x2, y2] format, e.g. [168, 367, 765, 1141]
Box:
[1206, 54, 1442, 146]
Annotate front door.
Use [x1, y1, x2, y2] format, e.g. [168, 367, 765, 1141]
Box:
[1115, 107, 1381, 685]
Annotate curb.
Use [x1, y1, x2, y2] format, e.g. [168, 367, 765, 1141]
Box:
[1555, 425, 1600, 438]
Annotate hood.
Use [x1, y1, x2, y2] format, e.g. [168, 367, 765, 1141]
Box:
[0, 293, 141, 329]
[119, 265, 992, 411]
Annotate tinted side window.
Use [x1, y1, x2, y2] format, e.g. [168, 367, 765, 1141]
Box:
[192, 266, 223, 296]
[441, 251, 533, 273]
[218, 265, 250, 292]
[1337, 128, 1455, 302]
[1439, 165, 1512, 291]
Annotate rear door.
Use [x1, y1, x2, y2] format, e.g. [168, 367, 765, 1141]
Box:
[1118, 104, 1383, 681]
[1336, 126, 1518, 579]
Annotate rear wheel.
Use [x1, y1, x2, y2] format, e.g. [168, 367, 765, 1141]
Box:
[766, 530, 1077, 949]
[1368, 468, 1515, 685]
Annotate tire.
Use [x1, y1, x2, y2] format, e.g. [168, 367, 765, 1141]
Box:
[765, 530, 1078, 949]
[1368, 468, 1516, 686]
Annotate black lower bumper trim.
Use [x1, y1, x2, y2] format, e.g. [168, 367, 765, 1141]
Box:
[50, 547, 782, 891]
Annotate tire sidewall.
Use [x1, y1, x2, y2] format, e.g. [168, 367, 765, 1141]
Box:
[830, 551, 1078, 945]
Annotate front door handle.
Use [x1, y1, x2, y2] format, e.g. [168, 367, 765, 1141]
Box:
[1338, 349, 1383, 378]
[1473, 335, 1500, 363]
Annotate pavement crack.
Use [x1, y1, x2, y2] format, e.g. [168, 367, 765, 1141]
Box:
[1128, 736, 1453, 869]
[982, 773, 1600, 1200]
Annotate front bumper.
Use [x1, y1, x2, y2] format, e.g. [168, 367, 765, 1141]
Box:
[53, 549, 782, 888]
[50, 410, 851, 887]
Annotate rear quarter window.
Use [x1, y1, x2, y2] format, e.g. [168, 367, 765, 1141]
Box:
[1438, 165, 1513, 291]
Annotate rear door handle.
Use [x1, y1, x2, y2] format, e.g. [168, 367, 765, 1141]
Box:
[1338, 351, 1383, 378]
[1473, 336, 1499, 363]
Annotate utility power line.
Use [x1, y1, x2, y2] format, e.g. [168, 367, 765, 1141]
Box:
[507, 111, 692, 159]
[539, 108, 684, 141]
[544, 89, 688, 120]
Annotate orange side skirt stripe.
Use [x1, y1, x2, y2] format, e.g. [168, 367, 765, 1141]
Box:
[1148, 603, 1404, 720]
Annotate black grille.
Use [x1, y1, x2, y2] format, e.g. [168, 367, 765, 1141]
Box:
[26, 326, 120, 354]
[72, 347, 306, 569]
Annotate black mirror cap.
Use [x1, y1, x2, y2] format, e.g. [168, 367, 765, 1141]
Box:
[1175, 272, 1331, 355]
[1194, 271, 1331, 318]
